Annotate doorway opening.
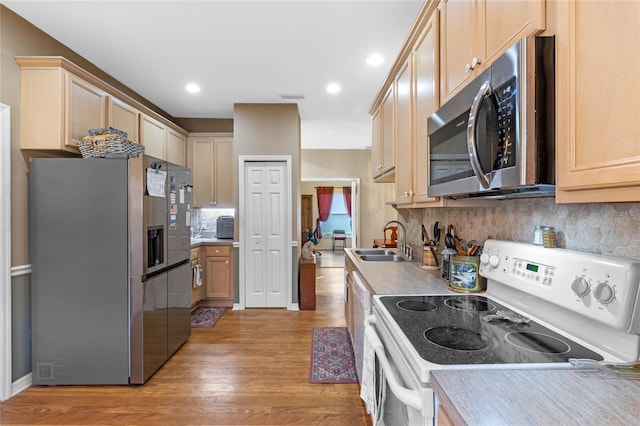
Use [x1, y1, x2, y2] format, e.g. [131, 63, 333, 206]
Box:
[300, 179, 359, 253]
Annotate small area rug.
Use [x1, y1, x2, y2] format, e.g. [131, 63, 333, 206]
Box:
[309, 327, 358, 384]
[191, 307, 227, 328]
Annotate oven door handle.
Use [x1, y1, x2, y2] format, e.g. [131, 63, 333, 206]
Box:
[467, 79, 492, 189]
[364, 315, 423, 412]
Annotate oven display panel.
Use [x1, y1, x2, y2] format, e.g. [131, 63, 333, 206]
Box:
[511, 258, 555, 286]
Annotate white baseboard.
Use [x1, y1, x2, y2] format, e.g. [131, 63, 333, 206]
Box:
[12, 373, 31, 398]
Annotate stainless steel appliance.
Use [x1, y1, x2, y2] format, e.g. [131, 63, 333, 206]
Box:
[29, 155, 192, 385]
[216, 215, 234, 239]
[428, 36, 555, 199]
[364, 240, 640, 425]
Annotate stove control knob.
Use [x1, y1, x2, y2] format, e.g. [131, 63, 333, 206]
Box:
[594, 282, 616, 305]
[489, 255, 500, 268]
[571, 277, 590, 297]
[480, 253, 490, 265]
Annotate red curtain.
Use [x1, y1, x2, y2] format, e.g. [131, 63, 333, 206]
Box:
[342, 186, 352, 218]
[315, 186, 334, 240]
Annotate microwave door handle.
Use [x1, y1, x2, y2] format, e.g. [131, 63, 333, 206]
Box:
[467, 80, 492, 189]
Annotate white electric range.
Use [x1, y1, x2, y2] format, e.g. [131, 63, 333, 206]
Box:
[364, 240, 640, 425]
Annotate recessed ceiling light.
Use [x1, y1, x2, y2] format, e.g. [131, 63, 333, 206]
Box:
[366, 53, 384, 67]
[185, 83, 201, 93]
[326, 83, 341, 94]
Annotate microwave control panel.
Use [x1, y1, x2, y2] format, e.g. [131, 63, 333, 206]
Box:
[493, 77, 518, 170]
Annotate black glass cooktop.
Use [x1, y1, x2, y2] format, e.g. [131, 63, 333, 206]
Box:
[379, 295, 604, 365]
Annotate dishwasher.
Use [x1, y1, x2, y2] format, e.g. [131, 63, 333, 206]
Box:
[352, 271, 371, 382]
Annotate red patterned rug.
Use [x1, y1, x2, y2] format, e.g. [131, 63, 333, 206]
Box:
[191, 307, 227, 328]
[309, 327, 358, 384]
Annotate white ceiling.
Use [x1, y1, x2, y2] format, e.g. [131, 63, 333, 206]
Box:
[4, 0, 423, 149]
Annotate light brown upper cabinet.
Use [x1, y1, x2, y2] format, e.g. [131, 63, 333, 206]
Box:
[554, 0, 640, 203]
[439, 0, 545, 103]
[17, 56, 188, 160]
[394, 60, 413, 204]
[107, 97, 140, 143]
[140, 114, 167, 160]
[166, 129, 187, 167]
[370, 106, 383, 179]
[395, 12, 441, 207]
[18, 57, 107, 154]
[140, 115, 188, 165]
[189, 134, 234, 208]
[371, 87, 396, 183]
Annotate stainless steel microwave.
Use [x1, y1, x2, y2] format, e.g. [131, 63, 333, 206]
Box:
[427, 36, 555, 199]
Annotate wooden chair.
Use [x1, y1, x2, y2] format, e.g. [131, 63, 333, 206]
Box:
[331, 229, 347, 251]
[384, 226, 398, 243]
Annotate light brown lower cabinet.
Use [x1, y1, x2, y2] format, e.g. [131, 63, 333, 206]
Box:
[204, 245, 234, 307]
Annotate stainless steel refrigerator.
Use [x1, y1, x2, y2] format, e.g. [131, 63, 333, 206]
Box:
[29, 155, 192, 385]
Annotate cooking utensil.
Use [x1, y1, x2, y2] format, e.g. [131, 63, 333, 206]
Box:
[454, 236, 466, 256]
[444, 225, 456, 250]
[421, 225, 430, 243]
[433, 222, 440, 245]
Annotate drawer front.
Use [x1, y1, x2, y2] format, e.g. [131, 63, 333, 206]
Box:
[206, 245, 231, 257]
[190, 248, 200, 261]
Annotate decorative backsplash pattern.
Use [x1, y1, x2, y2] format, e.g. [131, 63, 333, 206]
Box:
[402, 200, 640, 260]
[191, 208, 235, 238]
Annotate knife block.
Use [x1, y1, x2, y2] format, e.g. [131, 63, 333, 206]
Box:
[422, 247, 438, 268]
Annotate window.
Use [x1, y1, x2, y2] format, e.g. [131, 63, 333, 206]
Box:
[320, 193, 351, 237]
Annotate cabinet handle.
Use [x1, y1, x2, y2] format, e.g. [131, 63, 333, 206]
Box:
[465, 63, 472, 72]
[225, 260, 229, 264]
[471, 57, 482, 69]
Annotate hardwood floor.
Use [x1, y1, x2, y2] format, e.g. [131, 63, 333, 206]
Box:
[1, 262, 370, 425]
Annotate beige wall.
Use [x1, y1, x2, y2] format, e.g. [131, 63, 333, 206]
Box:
[233, 103, 301, 243]
[301, 149, 396, 251]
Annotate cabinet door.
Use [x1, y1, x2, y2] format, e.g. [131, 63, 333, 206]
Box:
[484, 0, 545, 66]
[214, 137, 234, 206]
[371, 105, 383, 178]
[395, 60, 413, 205]
[191, 136, 215, 207]
[140, 114, 167, 160]
[167, 129, 187, 166]
[440, 0, 545, 102]
[439, 0, 476, 102]
[556, 1, 640, 202]
[205, 255, 231, 299]
[381, 86, 395, 175]
[412, 13, 441, 205]
[67, 74, 107, 147]
[107, 97, 140, 143]
[344, 261, 355, 339]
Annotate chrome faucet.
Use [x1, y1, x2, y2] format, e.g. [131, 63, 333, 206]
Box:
[383, 220, 409, 258]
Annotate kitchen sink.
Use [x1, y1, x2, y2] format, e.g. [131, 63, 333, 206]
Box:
[354, 249, 396, 256]
[359, 254, 408, 262]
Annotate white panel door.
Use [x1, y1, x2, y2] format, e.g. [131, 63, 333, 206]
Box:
[245, 162, 287, 308]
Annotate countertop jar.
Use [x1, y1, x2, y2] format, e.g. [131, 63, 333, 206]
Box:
[542, 226, 557, 248]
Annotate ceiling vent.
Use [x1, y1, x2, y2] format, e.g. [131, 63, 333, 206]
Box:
[279, 93, 305, 100]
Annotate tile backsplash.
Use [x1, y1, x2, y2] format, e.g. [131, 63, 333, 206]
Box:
[190, 208, 235, 238]
[402, 200, 640, 260]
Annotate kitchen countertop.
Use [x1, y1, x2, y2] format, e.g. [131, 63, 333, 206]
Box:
[430, 368, 640, 426]
[344, 248, 456, 295]
[190, 238, 234, 247]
